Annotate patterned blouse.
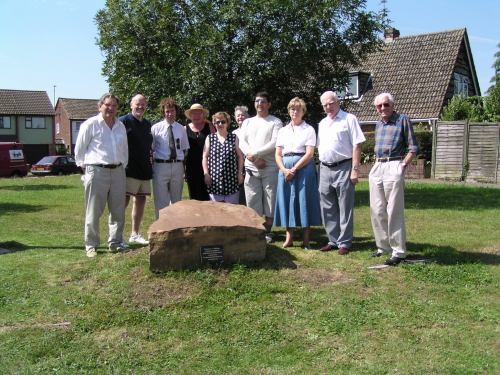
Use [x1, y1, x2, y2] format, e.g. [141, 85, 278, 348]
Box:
[207, 132, 239, 195]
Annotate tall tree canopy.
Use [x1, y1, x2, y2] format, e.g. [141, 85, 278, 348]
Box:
[96, 0, 384, 122]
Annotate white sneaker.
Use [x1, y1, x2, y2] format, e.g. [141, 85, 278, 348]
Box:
[128, 234, 149, 245]
[265, 233, 274, 244]
[109, 242, 128, 253]
[86, 248, 97, 258]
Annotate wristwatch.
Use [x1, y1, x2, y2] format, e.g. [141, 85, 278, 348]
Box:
[352, 166, 360, 171]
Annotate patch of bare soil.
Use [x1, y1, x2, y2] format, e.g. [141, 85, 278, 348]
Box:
[126, 267, 201, 310]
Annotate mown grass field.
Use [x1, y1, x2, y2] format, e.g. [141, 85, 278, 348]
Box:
[0, 175, 499, 374]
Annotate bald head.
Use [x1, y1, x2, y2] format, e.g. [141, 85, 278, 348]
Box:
[130, 94, 148, 120]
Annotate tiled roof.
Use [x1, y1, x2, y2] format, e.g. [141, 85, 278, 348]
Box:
[0, 89, 54, 115]
[348, 29, 468, 122]
[58, 98, 99, 119]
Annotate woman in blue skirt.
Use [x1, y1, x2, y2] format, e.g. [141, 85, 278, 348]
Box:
[274, 97, 321, 249]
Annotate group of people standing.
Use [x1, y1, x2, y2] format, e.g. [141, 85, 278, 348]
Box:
[74, 89, 418, 267]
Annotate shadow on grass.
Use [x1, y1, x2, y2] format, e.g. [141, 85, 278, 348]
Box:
[0, 202, 46, 215]
[0, 184, 74, 191]
[0, 241, 81, 255]
[355, 236, 499, 265]
[355, 184, 500, 210]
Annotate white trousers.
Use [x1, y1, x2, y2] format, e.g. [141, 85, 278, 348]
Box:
[369, 160, 407, 258]
[84, 165, 126, 250]
[152, 162, 184, 219]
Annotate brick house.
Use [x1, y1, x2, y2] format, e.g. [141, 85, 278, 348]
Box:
[54, 98, 98, 155]
[0, 89, 55, 164]
[344, 28, 481, 130]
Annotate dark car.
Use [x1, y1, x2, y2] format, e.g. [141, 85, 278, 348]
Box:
[31, 155, 81, 176]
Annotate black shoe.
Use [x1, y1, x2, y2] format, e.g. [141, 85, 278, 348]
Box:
[384, 256, 405, 266]
[371, 251, 383, 257]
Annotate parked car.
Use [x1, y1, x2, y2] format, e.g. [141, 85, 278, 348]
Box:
[0, 142, 29, 177]
[31, 155, 81, 176]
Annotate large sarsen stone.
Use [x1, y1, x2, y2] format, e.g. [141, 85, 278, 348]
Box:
[148, 200, 266, 272]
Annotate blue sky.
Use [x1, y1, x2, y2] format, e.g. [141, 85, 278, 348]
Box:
[1, 0, 498, 104]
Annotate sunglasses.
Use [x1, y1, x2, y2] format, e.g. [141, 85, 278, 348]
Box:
[215, 120, 226, 125]
[376, 102, 391, 109]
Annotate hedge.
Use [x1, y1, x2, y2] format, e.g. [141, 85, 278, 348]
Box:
[361, 131, 432, 163]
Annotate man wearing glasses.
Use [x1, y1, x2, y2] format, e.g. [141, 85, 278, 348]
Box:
[317, 91, 365, 255]
[370, 92, 419, 266]
[238, 91, 283, 243]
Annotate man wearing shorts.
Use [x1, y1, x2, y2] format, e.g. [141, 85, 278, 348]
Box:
[238, 91, 283, 242]
[119, 94, 153, 245]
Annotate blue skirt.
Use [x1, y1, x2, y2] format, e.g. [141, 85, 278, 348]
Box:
[274, 155, 322, 228]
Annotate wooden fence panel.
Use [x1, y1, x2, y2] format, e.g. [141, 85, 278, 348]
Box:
[466, 123, 499, 183]
[432, 121, 499, 183]
[432, 121, 467, 180]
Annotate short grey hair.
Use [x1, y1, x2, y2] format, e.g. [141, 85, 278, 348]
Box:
[373, 92, 394, 106]
[234, 105, 249, 116]
[98, 93, 119, 107]
[320, 90, 339, 104]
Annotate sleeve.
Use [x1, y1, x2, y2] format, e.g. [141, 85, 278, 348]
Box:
[237, 119, 250, 156]
[275, 127, 285, 148]
[74, 119, 92, 167]
[304, 126, 317, 147]
[348, 114, 366, 145]
[402, 115, 419, 154]
[180, 125, 190, 151]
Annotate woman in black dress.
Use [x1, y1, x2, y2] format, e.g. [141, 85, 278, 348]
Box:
[184, 103, 214, 200]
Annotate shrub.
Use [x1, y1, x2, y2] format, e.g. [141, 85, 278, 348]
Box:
[361, 130, 432, 163]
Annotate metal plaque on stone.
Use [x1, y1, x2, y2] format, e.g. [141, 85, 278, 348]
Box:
[200, 245, 224, 265]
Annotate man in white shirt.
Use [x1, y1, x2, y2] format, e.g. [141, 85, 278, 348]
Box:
[317, 91, 365, 255]
[75, 94, 128, 258]
[239, 92, 283, 242]
[151, 97, 190, 219]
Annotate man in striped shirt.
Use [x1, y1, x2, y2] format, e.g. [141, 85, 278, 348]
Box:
[369, 92, 419, 266]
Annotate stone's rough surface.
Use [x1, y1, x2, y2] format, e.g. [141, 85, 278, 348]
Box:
[148, 200, 266, 271]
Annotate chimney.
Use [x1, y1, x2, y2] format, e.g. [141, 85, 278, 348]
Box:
[384, 27, 400, 42]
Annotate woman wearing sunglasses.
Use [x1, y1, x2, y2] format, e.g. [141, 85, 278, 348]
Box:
[202, 112, 244, 203]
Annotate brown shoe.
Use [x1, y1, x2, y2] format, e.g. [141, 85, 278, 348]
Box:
[338, 246, 349, 255]
[320, 244, 334, 252]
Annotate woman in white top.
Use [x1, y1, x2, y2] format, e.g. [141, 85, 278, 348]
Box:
[274, 97, 321, 249]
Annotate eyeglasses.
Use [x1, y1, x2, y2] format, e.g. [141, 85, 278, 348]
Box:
[215, 120, 226, 125]
[254, 99, 268, 104]
[376, 102, 391, 109]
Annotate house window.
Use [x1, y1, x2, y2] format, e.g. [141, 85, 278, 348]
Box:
[454, 73, 470, 96]
[25, 117, 46, 129]
[338, 74, 361, 99]
[0, 116, 11, 129]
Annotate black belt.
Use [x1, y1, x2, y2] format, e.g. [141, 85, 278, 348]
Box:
[321, 158, 352, 168]
[376, 156, 403, 163]
[154, 158, 181, 163]
[283, 152, 305, 157]
[93, 163, 122, 169]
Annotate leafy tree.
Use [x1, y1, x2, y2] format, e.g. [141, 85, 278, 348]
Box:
[95, 0, 385, 122]
[487, 42, 500, 94]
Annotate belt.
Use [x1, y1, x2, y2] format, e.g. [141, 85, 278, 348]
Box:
[321, 158, 352, 168]
[93, 163, 122, 169]
[283, 152, 305, 157]
[154, 158, 181, 163]
[376, 156, 403, 163]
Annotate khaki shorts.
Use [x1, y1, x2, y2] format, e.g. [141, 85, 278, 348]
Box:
[126, 177, 151, 196]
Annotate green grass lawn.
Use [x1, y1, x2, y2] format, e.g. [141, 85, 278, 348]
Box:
[0, 175, 499, 374]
